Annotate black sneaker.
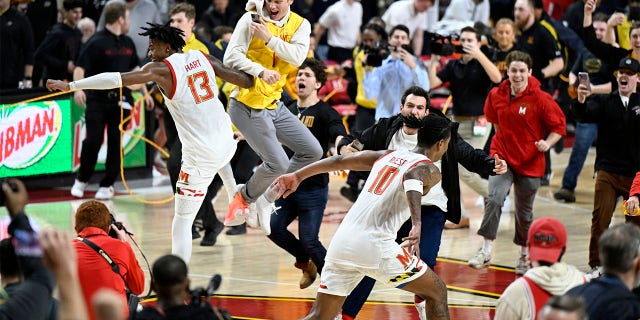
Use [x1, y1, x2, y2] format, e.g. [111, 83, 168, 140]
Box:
[200, 222, 225, 247]
[340, 186, 358, 202]
[554, 188, 576, 203]
[226, 223, 247, 235]
[191, 225, 201, 239]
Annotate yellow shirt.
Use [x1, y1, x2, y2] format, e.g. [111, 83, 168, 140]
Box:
[235, 12, 304, 109]
[354, 49, 376, 109]
[183, 33, 209, 54]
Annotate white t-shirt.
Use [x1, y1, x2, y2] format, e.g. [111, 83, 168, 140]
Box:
[441, 0, 490, 25]
[388, 128, 448, 210]
[161, 50, 236, 174]
[382, 0, 428, 37]
[326, 150, 430, 268]
[318, 0, 363, 48]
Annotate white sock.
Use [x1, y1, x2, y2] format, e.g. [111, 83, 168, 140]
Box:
[172, 214, 194, 263]
[172, 198, 201, 263]
[520, 246, 529, 256]
[482, 239, 493, 253]
[217, 163, 237, 202]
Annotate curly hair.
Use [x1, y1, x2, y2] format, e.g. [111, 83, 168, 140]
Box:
[139, 22, 186, 52]
[299, 58, 327, 87]
[75, 200, 112, 233]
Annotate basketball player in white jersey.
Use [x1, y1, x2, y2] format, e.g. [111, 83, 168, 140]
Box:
[46, 22, 254, 263]
[273, 115, 453, 320]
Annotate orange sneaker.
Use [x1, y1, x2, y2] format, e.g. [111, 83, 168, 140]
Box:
[225, 192, 248, 226]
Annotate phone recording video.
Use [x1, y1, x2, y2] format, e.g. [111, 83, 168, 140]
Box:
[251, 13, 261, 23]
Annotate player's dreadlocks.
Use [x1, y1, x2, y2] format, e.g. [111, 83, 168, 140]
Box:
[139, 21, 186, 52]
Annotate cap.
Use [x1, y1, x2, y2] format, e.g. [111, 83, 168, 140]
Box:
[617, 58, 640, 73]
[527, 217, 567, 264]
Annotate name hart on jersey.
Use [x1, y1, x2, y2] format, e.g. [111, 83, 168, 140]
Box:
[388, 156, 407, 166]
[185, 59, 202, 73]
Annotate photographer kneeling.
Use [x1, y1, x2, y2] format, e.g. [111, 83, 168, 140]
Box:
[73, 200, 144, 320]
[136, 254, 230, 320]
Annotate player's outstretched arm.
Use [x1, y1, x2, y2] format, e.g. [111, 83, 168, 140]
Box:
[274, 150, 388, 198]
[207, 54, 254, 88]
[46, 62, 166, 92]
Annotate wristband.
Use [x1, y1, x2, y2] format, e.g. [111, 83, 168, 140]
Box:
[403, 179, 423, 193]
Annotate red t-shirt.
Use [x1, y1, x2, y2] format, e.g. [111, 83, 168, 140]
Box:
[74, 227, 145, 320]
[485, 76, 566, 177]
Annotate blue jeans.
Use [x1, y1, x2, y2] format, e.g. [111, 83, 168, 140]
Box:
[268, 185, 328, 271]
[561, 122, 597, 191]
[341, 206, 446, 317]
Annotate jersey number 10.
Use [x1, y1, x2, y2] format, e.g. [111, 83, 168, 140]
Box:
[368, 165, 399, 195]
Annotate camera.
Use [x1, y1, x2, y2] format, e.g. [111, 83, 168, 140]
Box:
[190, 274, 232, 319]
[108, 214, 131, 239]
[429, 33, 464, 56]
[363, 40, 391, 67]
[0, 179, 19, 207]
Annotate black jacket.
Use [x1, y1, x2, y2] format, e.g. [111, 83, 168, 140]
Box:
[337, 108, 496, 223]
[34, 22, 82, 82]
[0, 213, 56, 320]
[572, 92, 640, 177]
[567, 274, 640, 320]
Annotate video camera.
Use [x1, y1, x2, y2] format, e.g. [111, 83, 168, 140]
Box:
[363, 40, 391, 67]
[0, 179, 19, 207]
[363, 41, 414, 67]
[190, 274, 232, 319]
[429, 33, 464, 56]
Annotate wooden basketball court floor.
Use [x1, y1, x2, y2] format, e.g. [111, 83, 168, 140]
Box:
[1, 148, 621, 319]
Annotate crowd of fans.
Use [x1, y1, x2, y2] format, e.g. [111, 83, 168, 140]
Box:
[4, 0, 640, 318]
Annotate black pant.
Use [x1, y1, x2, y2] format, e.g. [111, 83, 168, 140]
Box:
[78, 100, 129, 187]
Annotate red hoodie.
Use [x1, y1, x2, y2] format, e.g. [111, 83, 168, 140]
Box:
[484, 76, 566, 177]
[631, 172, 640, 197]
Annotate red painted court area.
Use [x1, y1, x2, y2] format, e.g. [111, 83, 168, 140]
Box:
[143, 257, 512, 319]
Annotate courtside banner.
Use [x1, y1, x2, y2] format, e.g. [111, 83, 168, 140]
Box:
[0, 92, 147, 178]
[70, 91, 147, 172]
[0, 100, 70, 177]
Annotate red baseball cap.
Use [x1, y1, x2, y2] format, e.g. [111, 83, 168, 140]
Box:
[528, 217, 567, 264]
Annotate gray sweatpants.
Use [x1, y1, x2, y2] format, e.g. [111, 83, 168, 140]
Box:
[477, 168, 540, 246]
[228, 98, 322, 202]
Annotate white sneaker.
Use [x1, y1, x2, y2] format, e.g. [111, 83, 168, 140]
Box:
[502, 197, 512, 214]
[475, 196, 484, 207]
[415, 300, 427, 320]
[95, 186, 114, 200]
[468, 249, 492, 269]
[255, 194, 279, 236]
[245, 202, 259, 229]
[515, 254, 530, 275]
[587, 266, 603, 280]
[70, 180, 87, 198]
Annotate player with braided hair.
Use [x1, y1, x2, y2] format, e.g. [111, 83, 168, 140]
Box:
[46, 22, 255, 264]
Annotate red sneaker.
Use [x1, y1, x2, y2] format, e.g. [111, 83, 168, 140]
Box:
[225, 192, 248, 226]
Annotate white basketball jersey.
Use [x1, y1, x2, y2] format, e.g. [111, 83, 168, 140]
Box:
[326, 150, 431, 268]
[161, 50, 236, 171]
